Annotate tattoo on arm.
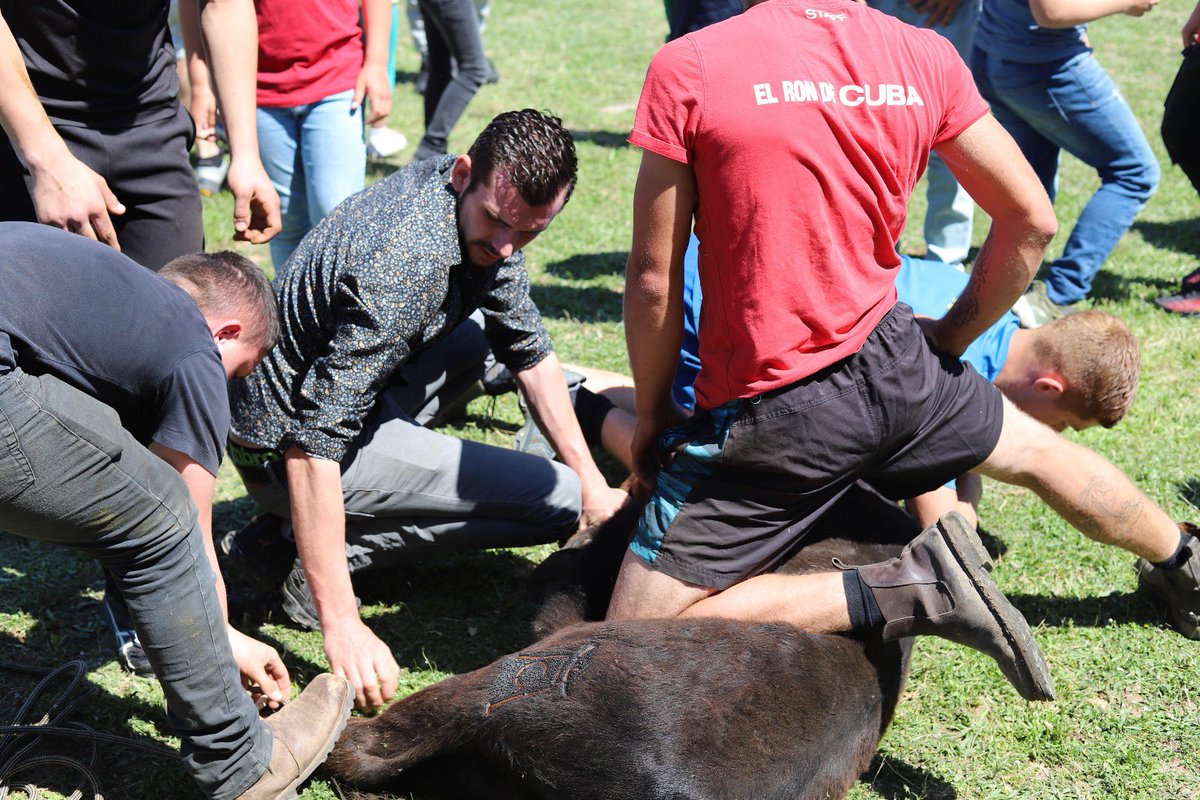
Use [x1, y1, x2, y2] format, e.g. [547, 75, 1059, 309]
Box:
[1076, 476, 1144, 537]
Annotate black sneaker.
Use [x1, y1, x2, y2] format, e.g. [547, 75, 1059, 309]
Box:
[1135, 526, 1200, 639]
[100, 577, 154, 678]
[220, 513, 297, 595]
[279, 563, 362, 631]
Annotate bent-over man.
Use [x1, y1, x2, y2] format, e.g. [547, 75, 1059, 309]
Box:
[0, 222, 351, 798]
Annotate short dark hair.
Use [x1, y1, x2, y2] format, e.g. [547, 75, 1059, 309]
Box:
[160, 252, 280, 349]
[466, 109, 578, 206]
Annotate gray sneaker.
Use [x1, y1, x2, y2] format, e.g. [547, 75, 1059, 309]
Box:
[1011, 280, 1069, 329]
[1135, 527, 1200, 639]
[513, 369, 585, 460]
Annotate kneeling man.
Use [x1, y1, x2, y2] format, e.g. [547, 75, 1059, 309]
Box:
[227, 109, 629, 711]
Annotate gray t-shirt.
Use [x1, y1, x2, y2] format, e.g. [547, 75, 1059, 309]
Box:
[0, 223, 228, 475]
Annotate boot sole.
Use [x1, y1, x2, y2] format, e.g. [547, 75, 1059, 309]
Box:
[1135, 559, 1200, 640]
[274, 676, 355, 799]
[938, 514, 1056, 702]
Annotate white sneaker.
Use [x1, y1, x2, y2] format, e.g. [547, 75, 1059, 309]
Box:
[368, 126, 408, 159]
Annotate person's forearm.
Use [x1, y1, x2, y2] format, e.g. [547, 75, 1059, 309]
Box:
[0, 14, 70, 174]
[195, 0, 260, 159]
[362, 0, 392, 70]
[284, 446, 360, 627]
[625, 250, 685, 422]
[177, 0, 214, 106]
[1029, 0, 1139, 27]
[515, 353, 608, 492]
[931, 116, 1056, 357]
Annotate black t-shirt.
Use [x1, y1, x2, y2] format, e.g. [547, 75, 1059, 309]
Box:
[0, 0, 178, 127]
[0, 223, 228, 475]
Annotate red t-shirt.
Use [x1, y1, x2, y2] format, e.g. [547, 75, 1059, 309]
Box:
[256, 0, 363, 107]
[629, 0, 988, 410]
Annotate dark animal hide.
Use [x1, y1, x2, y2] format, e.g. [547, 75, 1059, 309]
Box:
[323, 482, 916, 800]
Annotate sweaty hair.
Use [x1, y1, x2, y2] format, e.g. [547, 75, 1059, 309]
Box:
[1030, 310, 1140, 428]
[160, 252, 280, 350]
[466, 109, 578, 206]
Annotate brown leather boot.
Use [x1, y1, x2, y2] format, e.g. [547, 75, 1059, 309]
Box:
[239, 673, 354, 799]
[854, 512, 1055, 702]
[1135, 524, 1200, 639]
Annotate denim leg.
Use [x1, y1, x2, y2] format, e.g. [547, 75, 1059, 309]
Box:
[298, 89, 366, 233]
[971, 51, 1159, 305]
[0, 370, 271, 798]
[417, 0, 489, 155]
[971, 48, 1062, 202]
[1043, 55, 1159, 304]
[924, 150, 975, 264]
[256, 104, 307, 272]
[872, 0, 981, 263]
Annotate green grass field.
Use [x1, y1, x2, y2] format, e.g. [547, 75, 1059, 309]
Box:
[2, 1, 1199, 797]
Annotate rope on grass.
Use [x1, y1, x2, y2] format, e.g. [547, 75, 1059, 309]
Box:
[0, 659, 179, 800]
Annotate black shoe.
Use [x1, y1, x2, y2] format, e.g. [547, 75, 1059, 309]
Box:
[279, 563, 362, 632]
[220, 513, 297, 595]
[483, 57, 500, 85]
[1135, 526, 1200, 639]
[481, 360, 515, 396]
[100, 578, 154, 678]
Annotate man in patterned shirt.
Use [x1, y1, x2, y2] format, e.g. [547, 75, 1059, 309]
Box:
[228, 109, 629, 711]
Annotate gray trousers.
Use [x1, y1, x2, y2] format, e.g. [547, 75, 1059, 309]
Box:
[244, 317, 581, 574]
[0, 364, 270, 797]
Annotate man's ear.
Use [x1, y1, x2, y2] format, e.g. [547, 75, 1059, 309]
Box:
[211, 320, 244, 344]
[1032, 373, 1066, 397]
[450, 154, 473, 193]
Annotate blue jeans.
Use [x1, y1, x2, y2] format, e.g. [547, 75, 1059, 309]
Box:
[971, 48, 1160, 305]
[0, 367, 271, 798]
[257, 89, 366, 272]
[870, 0, 981, 264]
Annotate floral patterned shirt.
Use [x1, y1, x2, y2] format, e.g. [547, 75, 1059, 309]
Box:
[229, 155, 552, 462]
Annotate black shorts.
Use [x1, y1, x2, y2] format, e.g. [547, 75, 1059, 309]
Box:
[630, 303, 1004, 589]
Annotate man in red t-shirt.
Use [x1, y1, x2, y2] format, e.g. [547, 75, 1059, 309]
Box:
[609, 0, 1199, 699]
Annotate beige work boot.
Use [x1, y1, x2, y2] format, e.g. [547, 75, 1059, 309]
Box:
[854, 512, 1055, 702]
[239, 673, 354, 799]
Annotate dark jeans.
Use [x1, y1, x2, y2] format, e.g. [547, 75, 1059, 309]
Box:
[0, 105, 203, 271]
[1163, 44, 1200, 196]
[417, 0, 490, 157]
[0, 363, 270, 798]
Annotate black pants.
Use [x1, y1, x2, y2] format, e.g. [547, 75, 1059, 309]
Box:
[0, 105, 203, 271]
[417, 0, 490, 157]
[1163, 44, 1200, 196]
